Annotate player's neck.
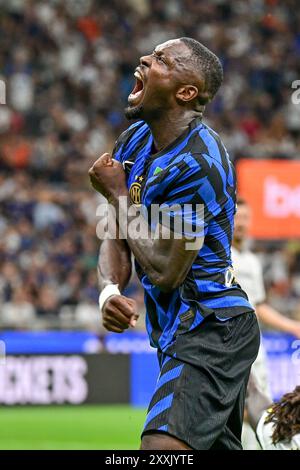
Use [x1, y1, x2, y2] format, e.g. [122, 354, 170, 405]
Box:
[147, 109, 202, 152]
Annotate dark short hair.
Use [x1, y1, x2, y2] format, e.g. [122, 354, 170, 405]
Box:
[180, 37, 223, 104]
[236, 196, 248, 207]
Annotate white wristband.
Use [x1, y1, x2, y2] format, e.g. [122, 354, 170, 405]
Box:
[99, 284, 121, 314]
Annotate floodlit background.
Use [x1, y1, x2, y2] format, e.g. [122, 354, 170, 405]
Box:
[0, 0, 299, 449]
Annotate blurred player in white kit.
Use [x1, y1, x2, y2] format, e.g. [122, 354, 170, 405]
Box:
[232, 197, 300, 449]
[246, 373, 300, 450]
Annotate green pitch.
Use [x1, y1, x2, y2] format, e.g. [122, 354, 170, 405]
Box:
[0, 405, 146, 450]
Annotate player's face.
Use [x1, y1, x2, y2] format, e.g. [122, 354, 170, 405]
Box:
[125, 40, 190, 120]
[234, 204, 251, 243]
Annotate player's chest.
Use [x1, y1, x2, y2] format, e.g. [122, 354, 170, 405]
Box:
[124, 150, 174, 207]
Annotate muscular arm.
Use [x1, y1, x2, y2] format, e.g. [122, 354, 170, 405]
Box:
[112, 195, 201, 292]
[256, 303, 300, 339]
[98, 237, 132, 292]
[97, 215, 138, 333]
[90, 153, 202, 293]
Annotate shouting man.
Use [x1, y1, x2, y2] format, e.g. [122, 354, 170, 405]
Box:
[89, 37, 260, 450]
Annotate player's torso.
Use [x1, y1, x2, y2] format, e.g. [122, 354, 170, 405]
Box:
[114, 119, 254, 348]
[120, 120, 235, 265]
[120, 121, 203, 208]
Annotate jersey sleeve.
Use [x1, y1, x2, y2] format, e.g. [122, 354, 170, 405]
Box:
[112, 121, 145, 163]
[157, 152, 230, 238]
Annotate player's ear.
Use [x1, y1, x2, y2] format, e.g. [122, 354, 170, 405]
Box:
[176, 85, 198, 103]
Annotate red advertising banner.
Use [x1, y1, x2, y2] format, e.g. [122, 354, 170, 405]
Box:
[236, 159, 300, 239]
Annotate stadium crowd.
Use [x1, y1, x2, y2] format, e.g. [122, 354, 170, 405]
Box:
[0, 0, 299, 330]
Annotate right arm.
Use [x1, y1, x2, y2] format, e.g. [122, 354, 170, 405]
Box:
[98, 237, 132, 292]
[96, 125, 142, 332]
[98, 219, 138, 333]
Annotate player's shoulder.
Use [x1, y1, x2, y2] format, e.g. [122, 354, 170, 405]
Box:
[198, 121, 224, 149]
[192, 121, 232, 169]
[115, 120, 149, 148]
[113, 120, 150, 161]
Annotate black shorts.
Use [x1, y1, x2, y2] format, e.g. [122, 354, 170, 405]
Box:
[142, 311, 260, 450]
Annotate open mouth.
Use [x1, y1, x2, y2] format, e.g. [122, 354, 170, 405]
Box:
[128, 70, 145, 106]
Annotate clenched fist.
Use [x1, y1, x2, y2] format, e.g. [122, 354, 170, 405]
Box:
[89, 153, 128, 202]
[102, 294, 139, 333]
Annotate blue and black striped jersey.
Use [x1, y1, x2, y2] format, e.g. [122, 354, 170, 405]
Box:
[113, 117, 254, 351]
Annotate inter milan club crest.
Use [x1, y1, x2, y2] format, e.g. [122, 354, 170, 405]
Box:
[129, 175, 144, 205]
